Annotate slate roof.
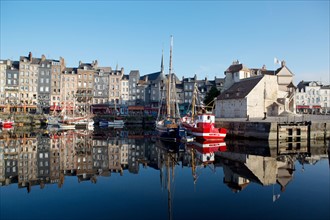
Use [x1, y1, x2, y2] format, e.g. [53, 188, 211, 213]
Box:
[122, 74, 129, 80]
[78, 63, 93, 70]
[217, 76, 263, 100]
[296, 81, 311, 90]
[140, 71, 162, 81]
[225, 63, 250, 73]
[63, 67, 77, 74]
[7, 61, 19, 70]
[321, 85, 330, 89]
[129, 70, 140, 75]
[98, 67, 112, 72]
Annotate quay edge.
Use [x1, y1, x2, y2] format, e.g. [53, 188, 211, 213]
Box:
[216, 116, 330, 141]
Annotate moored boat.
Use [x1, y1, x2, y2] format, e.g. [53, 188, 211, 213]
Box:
[0, 119, 14, 128]
[181, 113, 226, 140]
[181, 82, 226, 140]
[155, 36, 185, 142]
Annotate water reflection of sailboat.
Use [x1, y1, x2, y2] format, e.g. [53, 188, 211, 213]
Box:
[155, 140, 183, 220]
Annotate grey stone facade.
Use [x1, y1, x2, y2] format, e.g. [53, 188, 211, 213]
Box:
[94, 68, 110, 104]
[128, 70, 140, 105]
[38, 55, 52, 108]
[5, 61, 20, 105]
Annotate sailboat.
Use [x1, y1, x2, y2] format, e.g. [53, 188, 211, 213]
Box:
[155, 36, 186, 142]
[181, 83, 227, 140]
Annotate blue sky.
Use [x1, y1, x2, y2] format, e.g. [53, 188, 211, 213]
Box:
[1, 0, 329, 84]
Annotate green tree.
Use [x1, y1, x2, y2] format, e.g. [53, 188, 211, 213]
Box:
[203, 86, 220, 110]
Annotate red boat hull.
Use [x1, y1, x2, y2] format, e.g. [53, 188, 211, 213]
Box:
[182, 122, 226, 140]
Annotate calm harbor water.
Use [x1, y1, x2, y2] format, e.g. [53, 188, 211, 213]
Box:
[0, 127, 329, 220]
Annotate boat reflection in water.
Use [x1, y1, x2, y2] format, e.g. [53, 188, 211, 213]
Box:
[0, 128, 328, 220]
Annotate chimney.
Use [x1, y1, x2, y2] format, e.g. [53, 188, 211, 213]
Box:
[262, 64, 266, 70]
[41, 54, 46, 61]
[93, 60, 98, 69]
[205, 77, 207, 81]
[281, 60, 286, 67]
[60, 57, 66, 72]
[29, 52, 32, 62]
[79, 61, 82, 66]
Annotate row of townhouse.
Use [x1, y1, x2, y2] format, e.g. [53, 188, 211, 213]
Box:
[2, 52, 327, 117]
[0, 52, 224, 114]
[295, 81, 330, 114]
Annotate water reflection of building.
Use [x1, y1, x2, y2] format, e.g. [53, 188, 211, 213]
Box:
[108, 138, 122, 175]
[1, 134, 20, 185]
[19, 133, 38, 192]
[37, 134, 50, 190]
[92, 137, 109, 176]
[75, 131, 95, 183]
[60, 131, 76, 175]
[216, 140, 326, 194]
[1, 129, 328, 193]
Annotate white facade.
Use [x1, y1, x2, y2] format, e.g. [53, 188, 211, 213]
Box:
[121, 77, 129, 104]
[295, 81, 330, 114]
[0, 60, 8, 105]
[216, 75, 283, 118]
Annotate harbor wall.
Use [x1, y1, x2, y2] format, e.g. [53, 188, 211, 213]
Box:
[216, 118, 330, 141]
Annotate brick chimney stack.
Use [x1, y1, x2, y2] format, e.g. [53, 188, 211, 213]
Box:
[29, 52, 32, 62]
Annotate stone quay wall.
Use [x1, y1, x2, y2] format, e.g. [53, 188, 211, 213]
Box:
[216, 115, 330, 141]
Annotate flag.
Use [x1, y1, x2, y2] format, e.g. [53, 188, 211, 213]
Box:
[274, 57, 280, 65]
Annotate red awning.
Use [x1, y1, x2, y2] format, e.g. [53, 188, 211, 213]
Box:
[128, 106, 144, 110]
[297, 105, 309, 109]
[312, 105, 321, 109]
[50, 106, 62, 111]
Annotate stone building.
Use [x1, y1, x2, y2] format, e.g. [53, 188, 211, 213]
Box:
[128, 70, 140, 105]
[77, 61, 97, 111]
[0, 60, 11, 105]
[19, 52, 39, 106]
[5, 61, 20, 105]
[38, 55, 52, 110]
[141, 70, 166, 106]
[296, 81, 330, 114]
[50, 57, 66, 109]
[182, 75, 197, 104]
[121, 74, 129, 104]
[216, 60, 296, 118]
[61, 68, 78, 116]
[109, 67, 124, 104]
[94, 67, 111, 104]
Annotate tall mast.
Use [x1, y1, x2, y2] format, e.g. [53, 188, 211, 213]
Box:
[166, 36, 173, 117]
[191, 82, 196, 118]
